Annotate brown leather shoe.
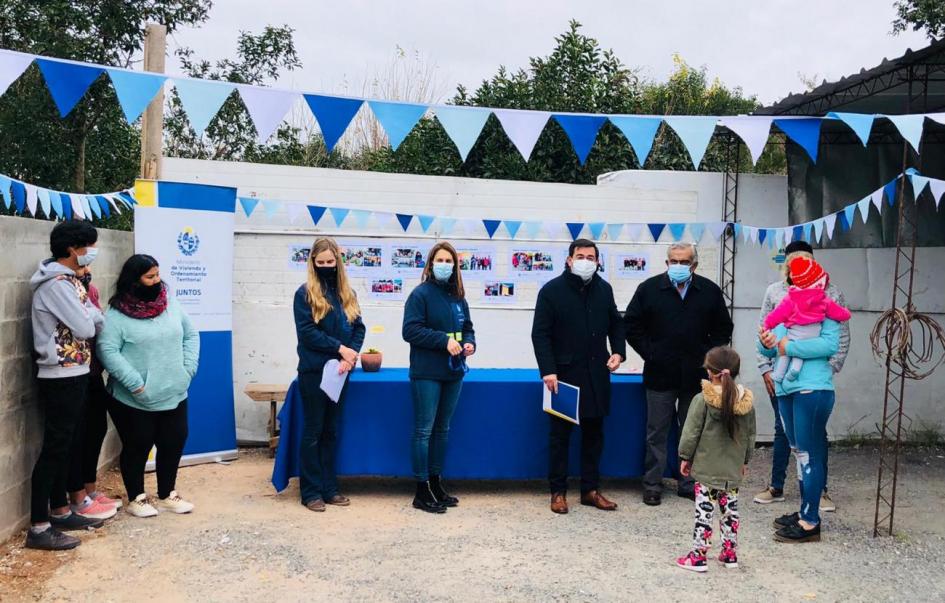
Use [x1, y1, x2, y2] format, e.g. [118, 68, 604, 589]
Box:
[550, 492, 569, 514]
[326, 495, 350, 506]
[581, 490, 618, 511]
[304, 498, 326, 512]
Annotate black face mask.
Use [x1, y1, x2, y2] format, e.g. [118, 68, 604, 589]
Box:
[78, 273, 92, 289]
[134, 282, 163, 302]
[315, 266, 337, 283]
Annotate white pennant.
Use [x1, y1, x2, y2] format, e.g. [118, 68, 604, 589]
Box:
[25, 184, 38, 216]
[857, 197, 871, 224]
[870, 187, 885, 212]
[238, 85, 298, 143]
[824, 214, 837, 240]
[374, 212, 393, 229]
[813, 219, 824, 242]
[708, 222, 728, 240]
[544, 221, 565, 240]
[461, 219, 480, 235]
[493, 109, 551, 161]
[0, 51, 34, 97]
[625, 223, 644, 241]
[286, 204, 305, 224]
[929, 179, 945, 208]
[719, 116, 773, 165]
[741, 224, 752, 244]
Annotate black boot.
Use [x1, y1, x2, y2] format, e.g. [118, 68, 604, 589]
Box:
[429, 475, 458, 507]
[413, 481, 447, 514]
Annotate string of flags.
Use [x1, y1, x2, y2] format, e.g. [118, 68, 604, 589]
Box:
[3, 48, 945, 169]
[238, 169, 944, 247]
[0, 172, 136, 221]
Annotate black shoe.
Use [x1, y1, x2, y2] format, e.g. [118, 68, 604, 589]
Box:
[412, 481, 447, 514]
[677, 488, 696, 501]
[429, 475, 458, 507]
[24, 527, 80, 551]
[773, 512, 800, 530]
[49, 512, 104, 531]
[643, 491, 662, 506]
[774, 522, 821, 543]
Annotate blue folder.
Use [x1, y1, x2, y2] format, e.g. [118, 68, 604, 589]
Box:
[543, 381, 580, 425]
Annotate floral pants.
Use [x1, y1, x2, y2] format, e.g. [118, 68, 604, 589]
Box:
[691, 482, 739, 558]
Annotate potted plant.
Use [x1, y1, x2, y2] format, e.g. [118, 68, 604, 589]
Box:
[361, 348, 383, 372]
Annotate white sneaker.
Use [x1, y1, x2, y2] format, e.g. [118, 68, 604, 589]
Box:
[126, 494, 159, 518]
[155, 491, 194, 514]
[820, 492, 837, 512]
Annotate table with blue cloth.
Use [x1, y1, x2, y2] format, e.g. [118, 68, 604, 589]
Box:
[272, 368, 676, 491]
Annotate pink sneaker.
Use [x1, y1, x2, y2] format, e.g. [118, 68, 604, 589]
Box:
[92, 492, 122, 509]
[73, 498, 118, 521]
[676, 551, 708, 573]
[718, 548, 739, 569]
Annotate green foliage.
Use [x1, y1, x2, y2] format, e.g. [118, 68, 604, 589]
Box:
[892, 0, 945, 39]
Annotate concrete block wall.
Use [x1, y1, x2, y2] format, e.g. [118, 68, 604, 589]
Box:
[0, 215, 134, 541]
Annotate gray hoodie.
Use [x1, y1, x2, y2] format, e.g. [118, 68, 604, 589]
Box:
[30, 259, 105, 379]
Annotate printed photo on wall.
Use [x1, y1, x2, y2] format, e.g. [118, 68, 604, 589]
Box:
[482, 281, 516, 304]
[389, 242, 431, 274]
[457, 247, 496, 274]
[288, 243, 311, 271]
[510, 249, 558, 280]
[339, 240, 385, 274]
[368, 278, 405, 301]
[614, 251, 650, 278]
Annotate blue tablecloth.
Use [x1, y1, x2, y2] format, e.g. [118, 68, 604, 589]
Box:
[272, 368, 671, 492]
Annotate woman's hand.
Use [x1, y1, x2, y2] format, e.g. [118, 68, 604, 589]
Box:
[758, 326, 778, 349]
[338, 359, 353, 374]
[132, 386, 145, 395]
[339, 345, 358, 364]
[447, 338, 463, 356]
[777, 337, 790, 357]
[680, 460, 692, 477]
[463, 343, 476, 357]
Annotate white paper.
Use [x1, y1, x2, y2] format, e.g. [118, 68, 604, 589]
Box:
[481, 280, 516, 304]
[614, 250, 651, 279]
[338, 239, 385, 275]
[288, 243, 310, 270]
[368, 277, 406, 301]
[320, 360, 349, 403]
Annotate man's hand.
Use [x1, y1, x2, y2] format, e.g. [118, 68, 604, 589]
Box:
[447, 339, 463, 356]
[543, 374, 559, 394]
[339, 359, 353, 374]
[339, 345, 358, 364]
[762, 372, 776, 397]
[680, 460, 692, 477]
[463, 343, 476, 357]
[606, 354, 622, 372]
[777, 337, 790, 357]
[758, 326, 778, 349]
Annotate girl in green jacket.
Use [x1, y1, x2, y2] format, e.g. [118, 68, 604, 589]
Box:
[675, 346, 756, 573]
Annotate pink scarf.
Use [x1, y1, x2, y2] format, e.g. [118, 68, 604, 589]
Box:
[114, 285, 168, 319]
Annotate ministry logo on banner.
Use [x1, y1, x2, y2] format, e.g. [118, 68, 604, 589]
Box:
[177, 227, 200, 256]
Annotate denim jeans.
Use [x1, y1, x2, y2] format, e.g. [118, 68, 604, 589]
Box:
[411, 378, 463, 481]
[298, 371, 345, 504]
[770, 393, 830, 492]
[778, 390, 835, 525]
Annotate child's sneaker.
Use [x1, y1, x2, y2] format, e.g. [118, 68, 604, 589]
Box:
[155, 491, 194, 514]
[718, 548, 739, 568]
[91, 492, 122, 509]
[72, 498, 117, 521]
[126, 493, 159, 518]
[675, 551, 708, 573]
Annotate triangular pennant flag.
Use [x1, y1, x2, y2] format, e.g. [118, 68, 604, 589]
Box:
[172, 78, 236, 136]
[774, 118, 822, 162]
[813, 219, 824, 242]
[802, 222, 813, 242]
[504, 220, 522, 239]
[329, 207, 350, 227]
[36, 59, 103, 117]
[483, 219, 503, 239]
[262, 199, 280, 219]
[238, 85, 298, 143]
[758, 228, 768, 245]
[95, 195, 110, 219]
[884, 178, 898, 207]
[719, 116, 773, 165]
[689, 222, 706, 243]
[857, 197, 871, 224]
[304, 94, 363, 153]
[396, 213, 414, 232]
[438, 216, 457, 236]
[587, 222, 606, 240]
[49, 191, 64, 218]
[11, 181, 26, 214]
[791, 225, 802, 242]
[106, 69, 166, 123]
[734, 223, 744, 241]
[417, 214, 435, 233]
[368, 101, 428, 150]
[351, 209, 371, 229]
[741, 224, 752, 244]
[647, 223, 666, 242]
[554, 114, 607, 165]
[37, 188, 51, 217]
[871, 187, 885, 212]
[434, 106, 491, 161]
[0, 51, 35, 97]
[69, 193, 86, 220]
[668, 223, 686, 241]
[238, 197, 259, 217]
[461, 218, 480, 235]
[609, 116, 662, 166]
[25, 184, 38, 216]
[374, 212, 394, 229]
[493, 109, 551, 161]
[606, 223, 623, 241]
[83, 195, 99, 219]
[828, 112, 875, 146]
[663, 117, 718, 168]
[524, 221, 542, 239]
[543, 222, 565, 239]
[708, 222, 728, 240]
[930, 179, 945, 208]
[824, 213, 837, 240]
[625, 223, 644, 241]
[287, 203, 305, 224]
[0, 175, 10, 209]
[307, 205, 327, 225]
[566, 222, 585, 240]
[910, 174, 930, 200]
[104, 194, 121, 214]
[839, 209, 852, 232]
[884, 114, 925, 152]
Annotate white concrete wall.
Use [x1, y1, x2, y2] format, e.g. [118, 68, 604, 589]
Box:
[0, 215, 133, 541]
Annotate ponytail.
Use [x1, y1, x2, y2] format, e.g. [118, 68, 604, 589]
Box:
[704, 346, 741, 441]
[718, 369, 738, 440]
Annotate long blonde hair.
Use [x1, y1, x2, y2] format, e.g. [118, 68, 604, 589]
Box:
[305, 238, 361, 323]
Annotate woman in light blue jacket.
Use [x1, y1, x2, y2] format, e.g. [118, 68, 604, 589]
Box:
[97, 255, 199, 519]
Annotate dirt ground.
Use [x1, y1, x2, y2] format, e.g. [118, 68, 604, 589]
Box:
[1, 445, 944, 603]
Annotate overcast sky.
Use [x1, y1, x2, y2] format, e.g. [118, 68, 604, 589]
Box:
[166, 0, 931, 108]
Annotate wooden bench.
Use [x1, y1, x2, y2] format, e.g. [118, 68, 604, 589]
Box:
[244, 383, 289, 457]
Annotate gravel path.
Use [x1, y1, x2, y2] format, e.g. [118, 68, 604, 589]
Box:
[2, 445, 944, 602]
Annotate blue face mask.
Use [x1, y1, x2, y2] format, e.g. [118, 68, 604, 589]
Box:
[433, 262, 454, 282]
[667, 264, 692, 285]
[77, 247, 98, 267]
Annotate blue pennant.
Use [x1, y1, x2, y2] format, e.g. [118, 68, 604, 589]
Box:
[36, 59, 103, 117]
[11, 180, 26, 214]
[734, 223, 743, 240]
[668, 223, 686, 241]
[566, 222, 585, 240]
[49, 191, 63, 218]
[792, 225, 803, 241]
[884, 178, 898, 207]
[843, 204, 857, 228]
[86, 195, 101, 219]
[107, 69, 166, 123]
[648, 223, 666, 242]
[774, 118, 822, 162]
[330, 207, 350, 227]
[587, 222, 606, 240]
[95, 195, 111, 218]
[802, 222, 812, 242]
[689, 223, 706, 243]
[238, 197, 259, 217]
[304, 95, 364, 153]
[60, 192, 72, 220]
[307, 205, 327, 225]
[554, 114, 607, 165]
[608, 116, 662, 166]
[483, 219, 502, 239]
[418, 215, 436, 233]
[368, 101, 428, 150]
[504, 220, 522, 239]
[758, 228, 767, 245]
[0, 175, 10, 209]
[396, 213, 414, 232]
[838, 210, 851, 232]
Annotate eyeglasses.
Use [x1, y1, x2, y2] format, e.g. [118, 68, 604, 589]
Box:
[668, 259, 694, 266]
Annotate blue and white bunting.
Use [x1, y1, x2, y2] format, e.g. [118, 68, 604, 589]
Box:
[608, 116, 662, 165]
[368, 101, 429, 151]
[107, 69, 166, 123]
[493, 109, 551, 161]
[0, 50, 33, 96]
[238, 85, 298, 144]
[663, 117, 718, 168]
[172, 78, 236, 137]
[434, 106, 490, 161]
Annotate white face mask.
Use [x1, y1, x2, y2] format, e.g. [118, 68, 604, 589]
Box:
[570, 258, 597, 282]
[77, 247, 98, 267]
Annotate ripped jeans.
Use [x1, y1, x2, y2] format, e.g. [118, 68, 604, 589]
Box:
[778, 390, 835, 525]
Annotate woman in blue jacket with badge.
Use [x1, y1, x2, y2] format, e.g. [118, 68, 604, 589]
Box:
[402, 241, 476, 514]
[293, 238, 365, 513]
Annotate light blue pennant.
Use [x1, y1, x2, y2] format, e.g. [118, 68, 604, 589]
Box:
[588, 222, 606, 240]
[350, 209, 371, 229]
[86, 195, 101, 219]
[50, 191, 64, 218]
[669, 223, 687, 241]
[330, 207, 350, 227]
[843, 204, 857, 229]
[802, 222, 812, 242]
[733, 223, 743, 241]
[689, 222, 706, 243]
[368, 101, 429, 150]
[524, 221, 543, 239]
[37, 188, 51, 216]
[828, 112, 875, 146]
[107, 69, 166, 122]
[418, 215, 435, 233]
[663, 117, 718, 168]
[911, 174, 930, 199]
[554, 114, 607, 165]
[172, 78, 236, 136]
[434, 106, 491, 161]
[95, 195, 110, 219]
[304, 95, 363, 153]
[885, 114, 925, 152]
[0, 175, 10, 209]
[238, 197, 259, 217]
[504, 220, 522, 239]
[608, 116, 662, 165]
[606, 223, 623, 241]
[438, 217, 457, 236]
[262, 199, 280, 219]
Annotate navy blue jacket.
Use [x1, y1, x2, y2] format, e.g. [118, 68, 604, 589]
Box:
[293, 282, 365, 374]
[402, 280, 476, 382]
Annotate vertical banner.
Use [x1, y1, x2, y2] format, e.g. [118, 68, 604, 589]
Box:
[133, 180, 238, 466]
